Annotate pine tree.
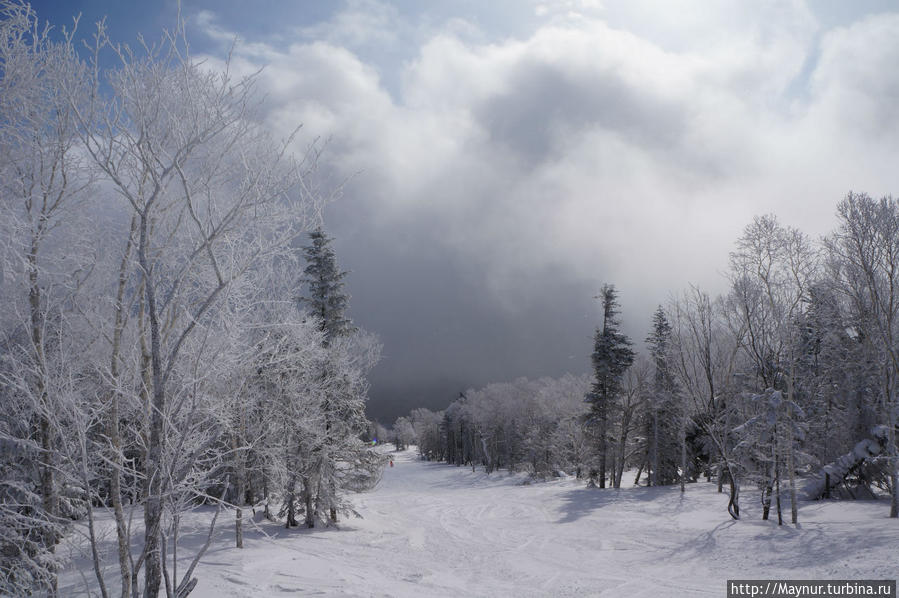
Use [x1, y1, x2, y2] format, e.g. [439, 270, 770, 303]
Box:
[644, 306, 682, 487]
[587, 285, 635, 488]
[300, 228, 355, 344]
[298, 228, 367, 526]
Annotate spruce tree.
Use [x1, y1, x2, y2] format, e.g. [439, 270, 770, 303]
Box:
[300, 228, 355, 343]
[299, 228, 360, 525]
[644, 306, 682, 487]
[587, 284, 635, 488]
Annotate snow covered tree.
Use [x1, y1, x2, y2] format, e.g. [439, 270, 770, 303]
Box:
[728, 215, 814, 524]
[0, 2, 387, 595]
[298, 227, 374, 526]
[826, 193, 899, 518]
[586, 285, 635, 488]
[410, 408, 444, 461]
[614, 357, 650, 488]
[670, 286, 744, 518]
[300, 228, 355, 343]
[392, 416, 416, 451]
[0, 2, 94, 592]
[642, 307, 682, 487]
[62, 15, 320, 595]
[733, 389, 806, 525]
[308, 329, 381, 526]
[793, 282, 877, 472]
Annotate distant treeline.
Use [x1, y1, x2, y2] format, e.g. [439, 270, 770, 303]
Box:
[391, 198, 899, 526]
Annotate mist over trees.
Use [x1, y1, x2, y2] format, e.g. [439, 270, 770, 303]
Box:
[0, 2, 381, 596]
[394, 198, 899, 527]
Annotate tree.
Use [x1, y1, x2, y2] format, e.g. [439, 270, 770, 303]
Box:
[64, 16, 319, 595]
[733, 389, 806, 525]
[0, 3, 389, 595]
[728, 214, 814, 524]
[586, 284, 635, 488]
[298, 227, 369, 526]
[826, 193, 899, 518]
[643, 307, 682, 488]
[670, 286, 744, 518]
[300, 228, 355, 343]
[392, 416, 416, 451]
[0, 2, 93, 592]
[615, 357, 650, 488]
[410, 408, 444, 461]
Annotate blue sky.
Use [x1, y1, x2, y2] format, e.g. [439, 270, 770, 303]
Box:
[24, 0, 899, 421]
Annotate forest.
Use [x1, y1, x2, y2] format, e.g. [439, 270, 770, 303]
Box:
[1, 0, 898, 596]
[0, 2, 383, 596]
[392, 203, 899, 527]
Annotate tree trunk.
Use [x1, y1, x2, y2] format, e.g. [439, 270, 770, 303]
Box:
[728, 470, 740, 520]
[775, 456, 783, 526]
[303, 476, 315, 528]
[651, 409, 659, 487]
[263, 476, 272, 521]
[110, 215, 136, 596]
[609, 450, 618, 488]
[286, 446, 298, 528]
[615, 413, 630, 488]
[286, 476, 298, 528]
[140, 211, 166, 598]
[787, 424, 798, 525]
[890, 466, 898, 519]
[761, 480, 771, 520]
[29, 246, 60, 596]
[889, 384, 899, 518]
[234, 438, 245, 547]
[680, 405, 687, 492]
[597, 421, 607, 489]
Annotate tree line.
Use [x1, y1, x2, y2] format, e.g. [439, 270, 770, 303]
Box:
[393, 199, 899, 527]
[0, 3, 381, 596]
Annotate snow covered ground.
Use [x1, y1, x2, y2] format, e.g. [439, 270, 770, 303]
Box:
[60, 448, 898, 597]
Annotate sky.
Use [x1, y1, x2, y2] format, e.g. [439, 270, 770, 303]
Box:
[27, 0, 899, 423]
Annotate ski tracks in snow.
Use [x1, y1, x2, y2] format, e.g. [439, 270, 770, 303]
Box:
[66, 449, 897, 597]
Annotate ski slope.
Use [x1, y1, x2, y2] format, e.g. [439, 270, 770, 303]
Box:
[61, 448, 898, 597]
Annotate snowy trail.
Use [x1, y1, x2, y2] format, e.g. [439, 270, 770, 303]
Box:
[61, 449, 898, 597]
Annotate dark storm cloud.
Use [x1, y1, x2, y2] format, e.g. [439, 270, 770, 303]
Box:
[326, 182, 604, 423]
[475, 60, 686, 168]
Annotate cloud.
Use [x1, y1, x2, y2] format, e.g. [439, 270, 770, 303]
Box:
[198, 0, 898, 292]
[297, 0, 401, 49]
[808, 13, 899, 144]
[193, 2, 899, 419]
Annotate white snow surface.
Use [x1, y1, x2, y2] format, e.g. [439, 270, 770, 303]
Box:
[60, 448, 898, 597]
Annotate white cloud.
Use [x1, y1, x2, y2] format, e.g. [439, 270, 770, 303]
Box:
[297, 0, 400, 49]
[196, 1, 899, 319]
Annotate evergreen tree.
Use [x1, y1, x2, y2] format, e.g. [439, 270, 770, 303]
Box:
[300, 228, 355, 343]
[644, 306, 682, 487]
[298, 228, 369, 526]
[587, 285, 635, 488]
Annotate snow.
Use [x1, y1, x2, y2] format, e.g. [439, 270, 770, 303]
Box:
[60, 449, 898, 597]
